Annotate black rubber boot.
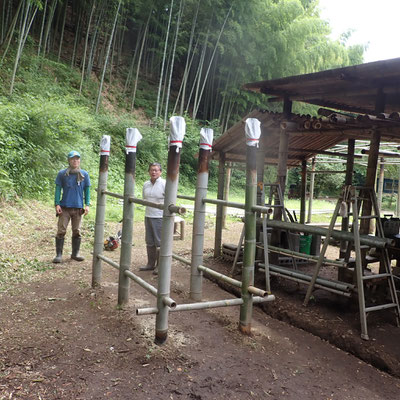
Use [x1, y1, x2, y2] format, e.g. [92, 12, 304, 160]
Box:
[71, 237, 85, 261]
[152, 247, 160, 275]
[53, 237, 64, 263]
[140, 246, 157, 271]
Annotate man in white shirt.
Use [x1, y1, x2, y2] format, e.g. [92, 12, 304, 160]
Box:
[139, 162, 165, 271]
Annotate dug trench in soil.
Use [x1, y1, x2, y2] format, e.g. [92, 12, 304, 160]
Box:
[199, 251, 400, 378]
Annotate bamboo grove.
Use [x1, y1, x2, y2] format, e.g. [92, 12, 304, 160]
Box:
[1, 0, 364, 128]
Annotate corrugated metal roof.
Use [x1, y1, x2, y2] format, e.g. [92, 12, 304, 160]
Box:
[243, 57, 400, 115]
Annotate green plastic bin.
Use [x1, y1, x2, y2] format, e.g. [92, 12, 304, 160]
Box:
[299, 234, 312, 254]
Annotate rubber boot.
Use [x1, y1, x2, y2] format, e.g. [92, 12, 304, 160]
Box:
[71, 236, 85, 261]
[152, 247, 160, 275]
[139, 246, 157, 271]
[52, 237, 64, 263]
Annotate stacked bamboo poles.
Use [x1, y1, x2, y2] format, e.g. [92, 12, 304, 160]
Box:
[118, 129, 142, 305]
[92, 135, 111, 288]
[155, 116, 186, 345]
[190, 128, 214, 301]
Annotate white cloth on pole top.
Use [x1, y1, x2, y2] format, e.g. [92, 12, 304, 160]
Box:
[126, 128, 142, 154]
[199, 128, 214, 150]
[100, 135, 111, 155]
[169, 116, 186, 152]
[245, 118, 261, 147]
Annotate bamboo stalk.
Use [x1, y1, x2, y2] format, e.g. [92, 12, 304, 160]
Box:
[117, 132, 138, 306]
[190, 133, 213, 301]
[92, 137, 110, 288]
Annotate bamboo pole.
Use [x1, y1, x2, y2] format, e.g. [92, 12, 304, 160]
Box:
[190, 129, 213, 301]
[118, 129, 141, 306]
[262, 218, 392, 248]
[307, 157, 316, 224]
[239, 118, 261, 335]
[92, 136, 110, 288]
[300, 159, 307, 224]
[97, 254, 176, 307]
[136, 295, 275, 315]
[222, 162, 232, 229]
[214, 152, 225, 257]
[155, 116, 186, 345]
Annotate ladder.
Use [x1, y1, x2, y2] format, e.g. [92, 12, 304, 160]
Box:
[303, 185, 400, 340]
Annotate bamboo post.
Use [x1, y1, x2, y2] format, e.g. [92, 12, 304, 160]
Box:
[118, 129, 142, 306]
[155, 116, 186, 345]
[239, 118, 261, 335]
[377, 157, 385, 211]
[307, 157, 316, 224]
[190, 128, 213, 301]
[300, 159, 307, 224]
[92, 136, 110, 288]
[214, 152, 225, 257]
[222, 162, 232, 229]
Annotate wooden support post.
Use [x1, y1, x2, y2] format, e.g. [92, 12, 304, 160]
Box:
[271, 98, 291, 251]
[307, 157, 316, 224]
[377, 157, 385, 210]
[397, 166, 400, 217]
[361, 89, 385, 236]
[256, 135, 266, 245]
[222, 162, 232, 229]
[339, 139, 355, 260]
[300, 159, 307, 224]
[360, 129, 381, 236]
[214, 152, 225, 257]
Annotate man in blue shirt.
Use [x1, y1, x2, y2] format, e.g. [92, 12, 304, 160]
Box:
[53, 150, 91, 263]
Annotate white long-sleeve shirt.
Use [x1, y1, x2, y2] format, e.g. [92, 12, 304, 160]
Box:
[142, 177, 166, 218]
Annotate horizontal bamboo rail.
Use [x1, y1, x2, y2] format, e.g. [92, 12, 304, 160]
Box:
[259, 263, 354, 292]
[102, 190, 186, 214]
[136, 295, 275, 315]
[172, 253, 268, 297]
[267, 245, 345, 267]
[97, 254, 176, 308]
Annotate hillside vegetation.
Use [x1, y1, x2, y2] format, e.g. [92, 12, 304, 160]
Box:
[0, 0, 364, 201]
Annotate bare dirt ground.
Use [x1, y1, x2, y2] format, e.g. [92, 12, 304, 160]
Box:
[1, 201, 400, 399]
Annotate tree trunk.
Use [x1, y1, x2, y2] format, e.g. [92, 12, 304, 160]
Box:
[163, 0, 183, 128]
[37, 0, 48, 56]
[0, 0, 23, 64]
[57, 0, 68, 61]
[179, 0, 199, 115]
[155, 0, 174, 121]
[95, 0, 122, 113]
[131, 9, 151, 110]
[193, 5, 232, 120]
[79, 0, 96, 94]
[10, 0, 37, 95]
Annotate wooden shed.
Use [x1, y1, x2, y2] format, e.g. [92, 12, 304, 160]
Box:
[212, 57, 400, 257]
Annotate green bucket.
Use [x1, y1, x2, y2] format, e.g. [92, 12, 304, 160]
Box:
[299, 234, 312, 254]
